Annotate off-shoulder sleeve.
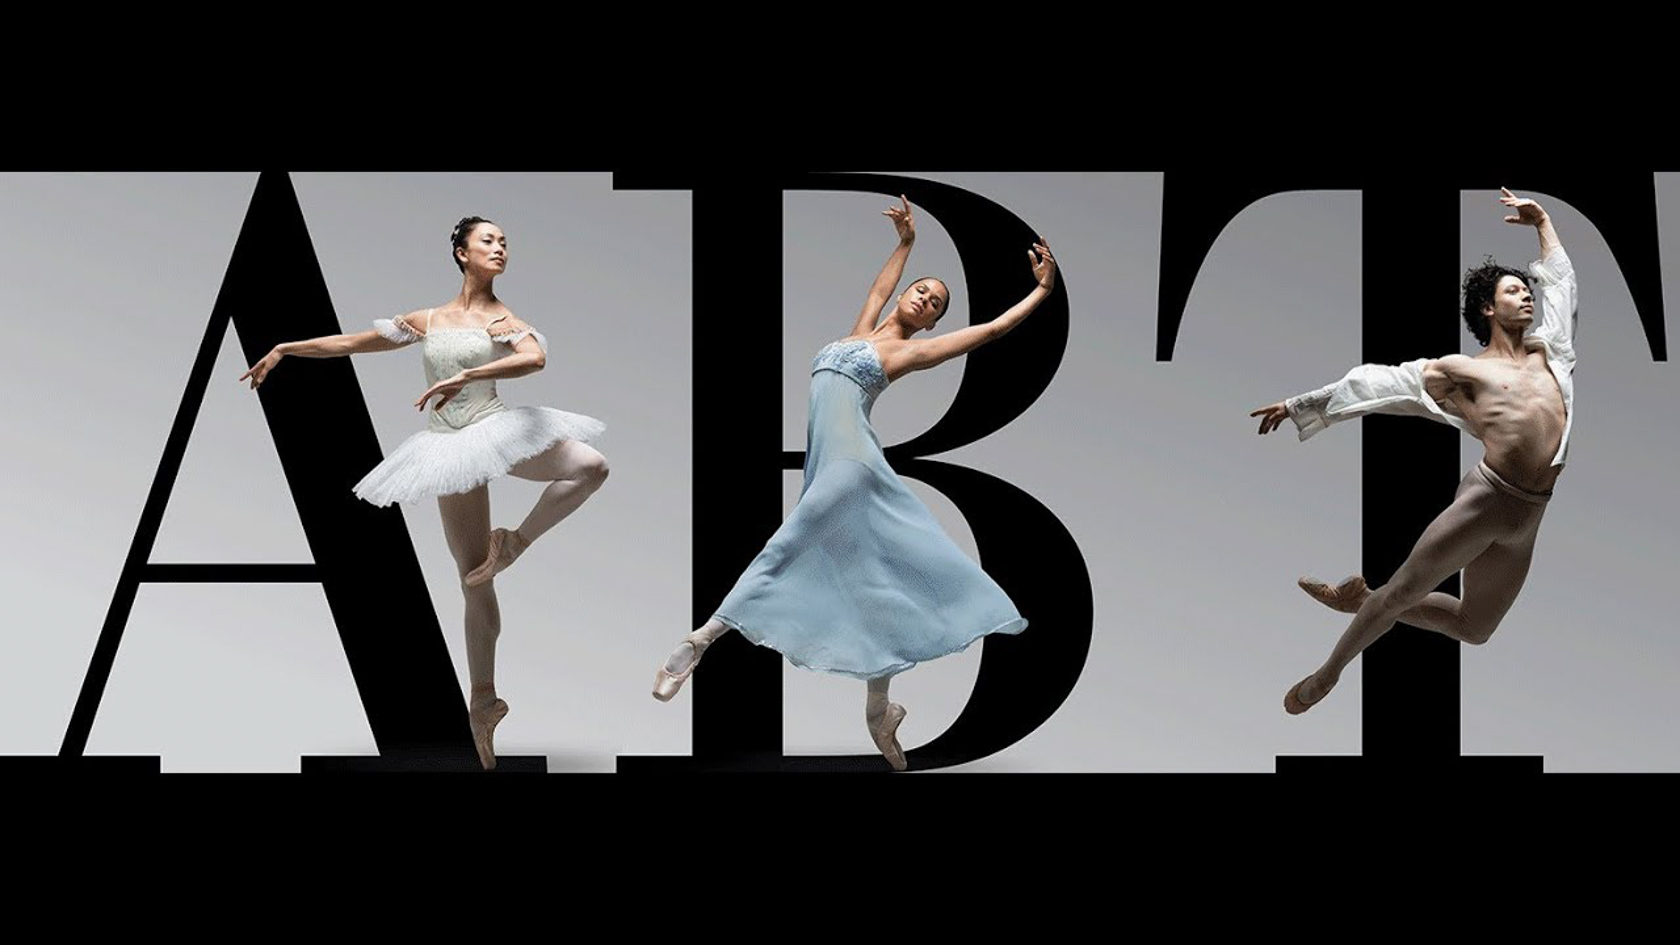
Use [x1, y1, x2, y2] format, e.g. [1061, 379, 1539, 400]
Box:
[372, 315, 423, 346]
[1527, 245, 1578, 355]
[489, 326, 549, 355]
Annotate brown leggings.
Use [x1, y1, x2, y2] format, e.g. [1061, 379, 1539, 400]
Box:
[1315, 460, 1553, 683]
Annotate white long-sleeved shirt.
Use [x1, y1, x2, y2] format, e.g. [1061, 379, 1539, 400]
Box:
[1285, 245, 1579, 468]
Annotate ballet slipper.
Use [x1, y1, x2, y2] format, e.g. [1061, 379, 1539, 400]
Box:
[1298, 574, 1368, 614]
[652, 630, 713, 702]
[469, 698, 510, 770]
[465, 528, 528, 588]
[1284, 676, 1325, 716]
[867, 703, 909, 771]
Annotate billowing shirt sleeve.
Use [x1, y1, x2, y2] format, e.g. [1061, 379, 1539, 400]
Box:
[372, 315, 423, 347]
[1526, 245, 1578, 355]
[1284, 380, 1341, 440]
[1285, 358, 1467, 441]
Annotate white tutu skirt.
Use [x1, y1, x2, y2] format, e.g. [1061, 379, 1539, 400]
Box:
[353, 406, 605, 507]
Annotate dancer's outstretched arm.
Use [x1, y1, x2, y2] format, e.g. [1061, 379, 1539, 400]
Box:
[1252, 355, 1464, 439]
[853, 194, 918, 337]
[894, 241, 1057, 377]
[237, 309, 426, 390]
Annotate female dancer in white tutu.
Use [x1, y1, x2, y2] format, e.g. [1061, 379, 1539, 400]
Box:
[652, 196, 1055, 771]
[239, 216, 609, 769]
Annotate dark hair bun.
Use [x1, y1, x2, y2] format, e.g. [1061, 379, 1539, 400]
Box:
[450, 215, 495, 273]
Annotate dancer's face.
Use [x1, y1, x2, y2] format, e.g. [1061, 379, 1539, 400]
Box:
[897, 279, 949, 331]
[457, 223, 508, 276]
[1484, 275, 1534, 333]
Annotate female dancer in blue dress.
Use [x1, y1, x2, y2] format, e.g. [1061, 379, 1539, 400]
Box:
[239, 216, 610, 769]
[652, 196, 1056, 770]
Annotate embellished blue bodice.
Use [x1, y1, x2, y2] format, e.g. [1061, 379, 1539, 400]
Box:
[811, 339, 889, 399]
[801, 338, 892, 492]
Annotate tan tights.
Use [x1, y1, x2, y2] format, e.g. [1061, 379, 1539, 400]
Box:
[1300, 460, 1553, 704]
[436, 440, 609, 712]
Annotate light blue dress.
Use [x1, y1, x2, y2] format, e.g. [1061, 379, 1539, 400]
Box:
[712, 339, 1028, 680]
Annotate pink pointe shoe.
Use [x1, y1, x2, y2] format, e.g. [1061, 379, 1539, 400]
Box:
[465, 528, 528, 588]
[1298, 574, 1368, 614]
[469, 698, 510, 770]
[868, 703, 909, 771]
[653, 631, 713, 702]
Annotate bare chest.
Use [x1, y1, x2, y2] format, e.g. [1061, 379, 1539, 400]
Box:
[1456, 350, 1565, 421]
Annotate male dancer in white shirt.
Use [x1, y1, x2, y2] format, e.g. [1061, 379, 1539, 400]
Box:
[1251, 188, 1578, 714]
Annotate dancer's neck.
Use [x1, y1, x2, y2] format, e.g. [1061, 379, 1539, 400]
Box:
[1481, 322, 1532, 362]
[874, 313, 920, 341]
[453, 275, 500, 314]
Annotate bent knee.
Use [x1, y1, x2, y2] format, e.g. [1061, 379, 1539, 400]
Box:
[584, 453, 610, 486]
[1460, 619, 1501, 646]
[571, 443, 611, 480]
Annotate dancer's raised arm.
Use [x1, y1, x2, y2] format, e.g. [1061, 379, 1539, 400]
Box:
[1502, 187, 1561, 261]
[237, 310, 424, 390]
[853, 195, 918, 337]
[1501, 187, 1577, 351]
[892, 241, 1056, 377]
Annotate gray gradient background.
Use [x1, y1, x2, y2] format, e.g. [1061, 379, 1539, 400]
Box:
[3, 172, 1675, 771]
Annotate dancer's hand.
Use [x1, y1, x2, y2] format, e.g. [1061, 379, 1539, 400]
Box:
[1250, 401, 1290, 435]
[883, 194, 915, 244]
[416, 372, 469, 411]
[238, 348, 283, 390]
[1030, 240, 1057, 290]
[1499, 187, 1548, 227]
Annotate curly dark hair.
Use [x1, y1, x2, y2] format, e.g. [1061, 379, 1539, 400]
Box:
[905, 275, 951, 323]
[450, 216, 496, 273]
[1460, 256, 1530, 347]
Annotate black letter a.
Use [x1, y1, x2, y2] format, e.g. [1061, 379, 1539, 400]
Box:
[4, 173, 524, 774]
